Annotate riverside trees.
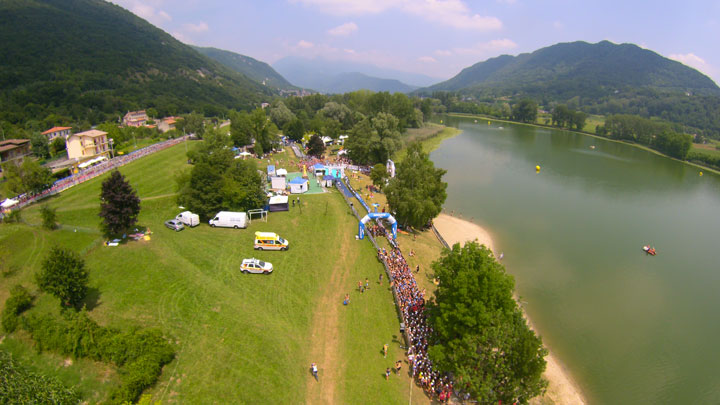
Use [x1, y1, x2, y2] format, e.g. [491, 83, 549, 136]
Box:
[428, 242, 548, 404]
[177, 129, 265, 220]
[384, 142, 446, 229]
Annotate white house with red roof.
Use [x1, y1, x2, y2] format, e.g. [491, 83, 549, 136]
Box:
[41, 126, 72, 142]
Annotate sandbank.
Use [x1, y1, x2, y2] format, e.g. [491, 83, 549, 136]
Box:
[432, 214, 587, 405]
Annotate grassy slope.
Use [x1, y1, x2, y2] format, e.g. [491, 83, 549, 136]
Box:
[0, 142, 409, 403]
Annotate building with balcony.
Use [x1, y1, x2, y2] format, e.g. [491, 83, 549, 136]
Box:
[122, 110, 149, 127]
[66, 130, 110, 161]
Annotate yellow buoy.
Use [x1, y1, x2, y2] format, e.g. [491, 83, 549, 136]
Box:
[699, 171, 703, 176]
[536, 165, 541, 172]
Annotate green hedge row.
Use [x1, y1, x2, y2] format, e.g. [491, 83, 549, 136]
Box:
[1, 285, 32, 333]
[23, 309, 175, 404]
[0, 349, 80, 404]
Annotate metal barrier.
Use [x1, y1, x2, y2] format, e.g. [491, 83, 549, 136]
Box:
[431, 222, 451, 250]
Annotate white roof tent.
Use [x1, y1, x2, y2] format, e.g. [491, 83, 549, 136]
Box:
[78, 156, 107, 169]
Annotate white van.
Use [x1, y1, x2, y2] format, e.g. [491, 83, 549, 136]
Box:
[254, 232, 289, 251]
[209, 211, 247, 229]
[176, 211, 199, 227]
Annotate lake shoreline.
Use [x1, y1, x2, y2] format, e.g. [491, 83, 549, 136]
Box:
[433, 214, 588, 405]
[446, 113, 720, 176]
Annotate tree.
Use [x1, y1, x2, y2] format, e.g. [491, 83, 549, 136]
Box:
[99, 170, 141, 237]
[384, 142, 446, 228]
[50, 136, 66, 156]
[35, 246, 89, 308]
[268, 101, 295, 129]
[249, 108, 278, 156]
[30, 133, 50, 159]
[306, 134, 326, 157]
[230, 110, 252, 147]
[181, 112, 205, 138]
[1, 158, 53, 195]
[369, 163, 389, 188]
[512, 99, 538, 123]
[345, 113, 401, 165]
[427, 242, 548, 404]
[283, 118, 305, 142]
[40, 205, 57, 230]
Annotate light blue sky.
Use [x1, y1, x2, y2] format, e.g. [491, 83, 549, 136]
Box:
[111, 0, 720, 84]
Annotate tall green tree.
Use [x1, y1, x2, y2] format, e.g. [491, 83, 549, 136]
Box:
[99, 170, 141, 237]
[268, 101, 295, 129]
[307, 134, 326, 157]
[40, 205, 58, 230]
[369, 163, 389, 188]
[230, 110, 252, 147]
[384, 142, 446, 228]
[35, 246, 89, 309]
[428, 242, 548, 404]
[345, 113, 401, 165]
[1, 158, 53, 195]
[30, 133, 50, 159]
[512, 99, 538, 123]
[283, 118, 305, 142]
[249, 108, 279, 156]
[181, 112, 205, 138]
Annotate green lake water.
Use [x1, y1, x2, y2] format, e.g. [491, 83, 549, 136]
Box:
[430, 115, 720, 404]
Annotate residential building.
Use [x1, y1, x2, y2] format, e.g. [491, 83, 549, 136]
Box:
[157, 117, 178, 133]
[41, 126, 72, 142]
[66, 130, 110, 161]
[122, 110, 149, 127]
[0, 139, 31, 166]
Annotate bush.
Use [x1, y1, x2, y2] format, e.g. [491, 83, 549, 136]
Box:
[40, 205, 58, 230]
[0, 350, 80, 403]
[23, 310, 175, 403]
[1, 285, 33, 332]
[36, 246, 89, 309]
[2, 209, 22, 223]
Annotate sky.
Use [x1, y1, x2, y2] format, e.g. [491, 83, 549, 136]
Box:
[110, 0, 720, 84]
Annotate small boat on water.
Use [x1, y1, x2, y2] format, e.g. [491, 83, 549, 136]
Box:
[643, 245, 657, 256]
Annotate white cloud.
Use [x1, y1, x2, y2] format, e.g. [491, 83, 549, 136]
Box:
[328, 22, 358, 36]
[452, 38, 517, 56]
[111, 1, 172, 25]
[297, 40, 315, 49]
[434, 49, 452, 56]
[184, 21, 209, 33]
[418, 56, 437, 63]
[669, 53, 716, 78]
[291, 0, 502, 31]
[553, 21, 563, 30]
[496, 0, 516, 4]
[171, 31, 190, 44]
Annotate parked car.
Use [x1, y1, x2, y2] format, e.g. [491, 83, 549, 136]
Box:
[240, 258, 273, 274]
[164, 219, 185, 231]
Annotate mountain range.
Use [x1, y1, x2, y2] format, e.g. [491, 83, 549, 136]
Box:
[421, 41, 720, 136]
[0, 0, 272, 127]
[192, 46, 295, 90]
[273, 56, 440, 93]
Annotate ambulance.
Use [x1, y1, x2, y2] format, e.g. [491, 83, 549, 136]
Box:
[254, 232, 289, 251]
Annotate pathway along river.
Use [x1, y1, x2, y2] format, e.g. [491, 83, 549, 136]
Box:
[430, 115, 720, 404]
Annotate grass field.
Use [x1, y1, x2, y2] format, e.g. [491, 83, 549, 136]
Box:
[0, 142, 415, 404]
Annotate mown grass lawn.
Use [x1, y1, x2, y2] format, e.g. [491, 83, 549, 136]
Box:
[0, 142, 412, 404]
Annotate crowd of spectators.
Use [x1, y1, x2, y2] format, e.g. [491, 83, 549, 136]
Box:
[378, 242, 453, 403]
[2, 136, 189, 214]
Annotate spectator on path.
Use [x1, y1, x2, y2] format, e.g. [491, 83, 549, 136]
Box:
[311, 363, 318, 381]
[385, 368, 391, 380]
[383, 344, 388, 358]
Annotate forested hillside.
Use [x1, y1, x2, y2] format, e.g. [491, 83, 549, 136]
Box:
[192, 46, 294, 90]
[0, 0, 271, 136]
[422, 41, 720, 137]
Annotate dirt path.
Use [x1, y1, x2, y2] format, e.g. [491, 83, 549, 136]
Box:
[305, 225, 356, 404]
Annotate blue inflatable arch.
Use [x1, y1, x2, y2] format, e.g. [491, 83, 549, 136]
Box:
[358, 212, 397, 240]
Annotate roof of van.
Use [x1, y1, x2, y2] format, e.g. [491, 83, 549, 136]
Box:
[255, 232, 277, 237]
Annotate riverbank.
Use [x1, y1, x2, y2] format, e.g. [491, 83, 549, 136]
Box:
[432, 214, 587, 405]
[447, 113, 720, 177]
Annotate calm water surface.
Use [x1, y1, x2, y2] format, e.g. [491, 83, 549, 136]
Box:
[430, 116, 720, 404]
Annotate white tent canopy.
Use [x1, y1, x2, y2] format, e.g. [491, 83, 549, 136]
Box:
[78, 156, 107, 169]
[276, 168, 288, 176]
[1, 198, 18, 208]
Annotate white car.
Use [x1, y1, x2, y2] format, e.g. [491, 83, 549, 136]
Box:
[240, 258, 273, 274]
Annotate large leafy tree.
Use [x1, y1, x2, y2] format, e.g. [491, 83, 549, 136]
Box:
[283, 118, 305, 142]
[35, 246, 89, 309]
[428, 242, 548, 404]
[1, 158, 53, 195]
[178, 131, 265, 220]
[230, 110, 252, 147]
[346, 113, 401, 165]
[369, 163, 388, 188]
[30, 132, 50, 159]
[99, 170, 141, 236]
[249, 108, 279, 156]
[306, 134, 326, 157]
[384, 142, 446, 228]
[268, 101, 295, 129]
[512, 99, 538, 123]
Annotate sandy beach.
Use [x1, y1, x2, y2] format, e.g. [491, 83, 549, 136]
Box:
[432, 214, 587, 405]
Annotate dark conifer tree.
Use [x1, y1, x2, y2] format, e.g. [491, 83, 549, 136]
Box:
[99, 170, 141, 236]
